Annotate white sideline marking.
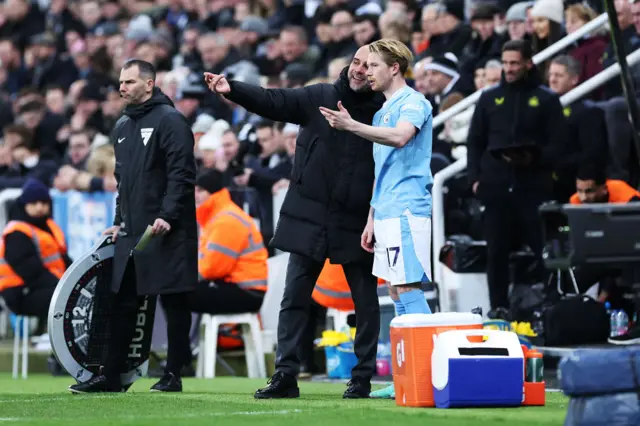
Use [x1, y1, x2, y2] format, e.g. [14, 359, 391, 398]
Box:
[0, 410, 304, 422]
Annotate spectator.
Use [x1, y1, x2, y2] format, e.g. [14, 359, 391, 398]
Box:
[505, 2, 532, 42]
[423, 53, 464, 115]
[416, 4, 442, 55]
[466, 39, 566, 318]
[0, 0, 46, 51]
[547, 55, 608, 202]
[1, 140, 58, 190]
[459, 4, 503, 93]
[217, 130, 245, 186]
[30, 32, 79, 91]
[422, 0, 471, 58]
[235, 120, 291, 247]
[354, 14, 380, 48]
[565, 4, 608, 89]
[484, 59, 503, 87]
[529, 0, 565, 82]
[601, 0, 640, 99]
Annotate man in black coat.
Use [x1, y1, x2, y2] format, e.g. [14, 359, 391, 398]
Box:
[205, 45, 384, 399]
[69, 60, 198, 394]
[467, 40, 567, 318]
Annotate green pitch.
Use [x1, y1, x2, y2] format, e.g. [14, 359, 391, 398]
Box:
[0, 374, 568, 425]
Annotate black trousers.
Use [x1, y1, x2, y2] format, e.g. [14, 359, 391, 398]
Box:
[275, 253, 380, 380]
[1, 284, 55, 320]
[482, 190, 548, 310]
[186, 281, 264, 315]
[103, 260, 192, 382]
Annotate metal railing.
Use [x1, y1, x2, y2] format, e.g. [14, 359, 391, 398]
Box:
[432, 41, 640, 311]
[432, 13, 609, 128]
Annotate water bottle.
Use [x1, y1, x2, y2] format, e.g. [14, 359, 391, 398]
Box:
[609, 307, 619, 337]
[617, 310, 629, 337]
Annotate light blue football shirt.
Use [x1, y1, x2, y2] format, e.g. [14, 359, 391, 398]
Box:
[370, 85, 433, 220]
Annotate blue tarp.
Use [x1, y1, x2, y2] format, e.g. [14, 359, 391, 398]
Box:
[560, 348, 640, 426]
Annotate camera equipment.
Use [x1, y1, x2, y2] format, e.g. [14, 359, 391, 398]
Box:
[539, 202, 640, 270]
[48, 235, 156, 389]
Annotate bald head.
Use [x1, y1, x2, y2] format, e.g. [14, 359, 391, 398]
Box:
[347, 45, 371, 91]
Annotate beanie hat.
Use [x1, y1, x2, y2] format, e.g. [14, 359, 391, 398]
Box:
[423, 53, 460, 79]
[529, 0, 564, 25]
[442, 0, 465, 21]
[506, 1, 534, 22]
[18, 178, 51, 205]
[196, 169, 225, 194]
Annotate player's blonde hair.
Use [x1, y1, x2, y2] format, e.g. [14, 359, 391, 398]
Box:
[368, 39, 414, 75]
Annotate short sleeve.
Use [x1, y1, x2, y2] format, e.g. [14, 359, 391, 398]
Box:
[398, 95, 429, 130]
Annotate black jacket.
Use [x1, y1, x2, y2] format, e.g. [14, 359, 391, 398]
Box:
[467, 69, 567, 192]
[554, 100, 608, 200]
[111, 88, 198, 296]
[224, 68, 384, 263]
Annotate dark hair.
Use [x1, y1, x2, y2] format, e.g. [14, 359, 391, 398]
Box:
[355, 13, 379, 25]
[18, 100, 45, 115]
[502, 39, 533, 61]
[44, 84, 64, 93]
[577, 167, 606, 185]
[122, 59, 156, 82]
[550, 54, 581, 77]
[256, 119, 275, 131]
[69, 129, 92, 142]
[12, 141, 37, 152]
[4, 124, 33, 146]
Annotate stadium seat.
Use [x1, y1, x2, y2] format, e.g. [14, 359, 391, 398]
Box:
[0, 297, 30, 379]
[196, 312, 266, 379]
[326, 308, 354, 332]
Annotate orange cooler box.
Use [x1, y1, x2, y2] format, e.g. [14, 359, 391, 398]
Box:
[390, 312, 483, 407]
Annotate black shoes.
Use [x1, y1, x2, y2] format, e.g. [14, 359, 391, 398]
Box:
[68, 375, 123, 394]
[254, 371, 300, 399]
[343, 378, 371, 399]
[150, 372, 183, 392]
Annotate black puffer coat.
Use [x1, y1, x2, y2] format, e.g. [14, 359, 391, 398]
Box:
[225, 68, 384, 264]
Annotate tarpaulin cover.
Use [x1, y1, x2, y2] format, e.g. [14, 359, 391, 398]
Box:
[559, 348, 640, 395]
[560, 348, 640, 426]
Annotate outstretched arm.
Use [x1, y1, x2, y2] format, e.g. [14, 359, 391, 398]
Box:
[319, 101, 418, 148]
[205, 72, 311, 125]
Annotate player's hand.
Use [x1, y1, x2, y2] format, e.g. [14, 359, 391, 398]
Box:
[103, 225, 121, 242]
[204, 72, 231, 94]
[151, 218, 171, 236]
[319, 101, 354, 131]
[361, 218, 374, 253]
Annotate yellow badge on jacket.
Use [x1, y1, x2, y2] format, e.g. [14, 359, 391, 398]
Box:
[494, 97, 504, 105]
[528, 96, 539, 107]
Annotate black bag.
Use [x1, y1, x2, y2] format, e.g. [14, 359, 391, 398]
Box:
[543, 294, 610, 346]
[439, 235, 487, 273]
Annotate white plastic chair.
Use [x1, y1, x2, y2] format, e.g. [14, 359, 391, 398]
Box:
[196, 312, 266, 379]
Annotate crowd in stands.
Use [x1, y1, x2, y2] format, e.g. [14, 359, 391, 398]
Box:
[3, 0, 640, 348]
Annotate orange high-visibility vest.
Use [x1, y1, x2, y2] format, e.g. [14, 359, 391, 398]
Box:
[197, 188, 268, 292]
[312, 260, 385, 311]
[0, 219, 67, 291]
[570, 179, 640, 204]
